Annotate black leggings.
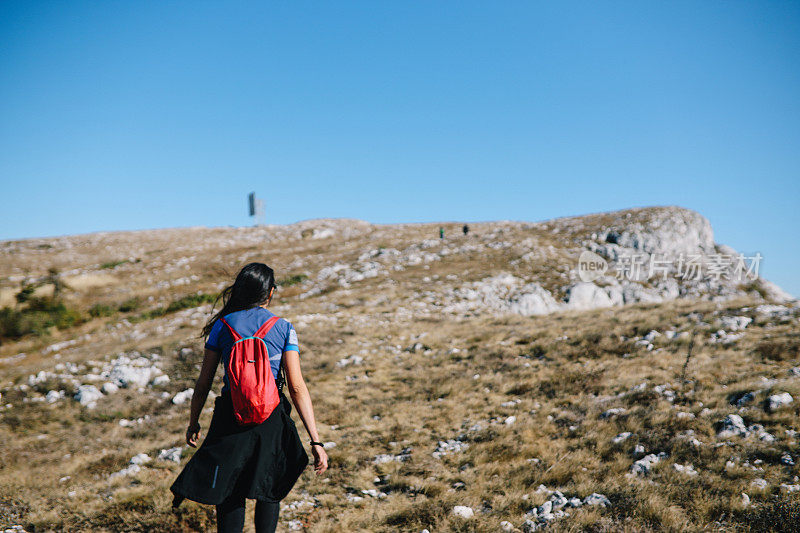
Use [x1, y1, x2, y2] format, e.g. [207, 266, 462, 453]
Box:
[216, 490, 279, 533]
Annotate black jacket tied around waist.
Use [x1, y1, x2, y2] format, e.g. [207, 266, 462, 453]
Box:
[170, 391, 309, 506]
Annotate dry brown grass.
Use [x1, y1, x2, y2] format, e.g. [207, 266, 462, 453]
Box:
[1, 221, 798, 532]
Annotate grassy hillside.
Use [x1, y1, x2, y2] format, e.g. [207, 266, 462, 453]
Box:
[1, 210, 799, 532]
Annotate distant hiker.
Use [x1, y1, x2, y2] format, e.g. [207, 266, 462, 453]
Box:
[439, 227, 444, 240]
[171, 262, 328, 533]
[462, 224, 469, 236]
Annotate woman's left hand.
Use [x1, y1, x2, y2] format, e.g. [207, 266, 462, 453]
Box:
[311, 445, 328, 475]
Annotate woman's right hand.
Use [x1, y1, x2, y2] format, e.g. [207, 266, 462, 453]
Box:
[311, 445, 328, 475]
[186, 422, 201, 447]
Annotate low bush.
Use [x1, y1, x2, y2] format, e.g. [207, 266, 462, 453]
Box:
[0, 297, 83, 341]
[89, 303, 115, 318]
[100, 259, 128, 269]
[118, 297, 142, 313]
[755, 337, 800, 361]
[279, 273, 308, 287]
[131, 293, 216, 323]
[164, 293, 216, 313]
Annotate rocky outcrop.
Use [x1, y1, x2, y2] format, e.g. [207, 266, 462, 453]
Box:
[593, 206, 715, 257]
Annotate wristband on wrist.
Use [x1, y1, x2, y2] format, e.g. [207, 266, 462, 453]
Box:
[309, 440, 324, 447]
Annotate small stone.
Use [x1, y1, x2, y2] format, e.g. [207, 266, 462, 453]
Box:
[158, 447, 183, 463]
[631, 452, 667, 475]
[432, 439, 468, 458]
[729, 391, 755, 407]
[151, 374, 170, 386]
[130, 453, 151, 465]
[45, 390, 63, 403]
[109, 463, 141, 480]
[172, 388, 194, 405]
[583, 493, 611, 507]
[335, 355, 363, 368]
[767, 392, 793, 412]
[717, 414, 749, 438]
[549, 491, 568, 509]
[540, 500, 553, 516]
[673, 463, 698, 476]
[452, 505, 474, 519]
[599, 407, 626, 419]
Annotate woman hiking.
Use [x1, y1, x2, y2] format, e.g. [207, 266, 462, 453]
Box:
[171, 262, 328, 533]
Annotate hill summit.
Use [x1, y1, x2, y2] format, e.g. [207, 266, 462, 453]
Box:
[1, 205, 792, 318]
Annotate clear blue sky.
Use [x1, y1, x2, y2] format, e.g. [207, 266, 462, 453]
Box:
[1, 2, 798, 297]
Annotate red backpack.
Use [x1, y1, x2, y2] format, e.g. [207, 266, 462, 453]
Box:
[220, 315, 282, 426]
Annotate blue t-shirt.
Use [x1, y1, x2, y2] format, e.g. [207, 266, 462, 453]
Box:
[205, 307, 299, 394]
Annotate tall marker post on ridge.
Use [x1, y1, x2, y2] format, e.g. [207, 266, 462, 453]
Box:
[248, 192, 265, 226]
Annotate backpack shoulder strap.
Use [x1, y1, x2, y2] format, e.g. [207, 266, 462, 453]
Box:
[253, 315, 287, 392]
[254, 315, 281, 339]
[220, 317, 242, 342]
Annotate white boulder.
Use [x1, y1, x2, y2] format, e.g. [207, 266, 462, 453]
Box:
[717, 414, 749, 438]
[566, 282, 614, 310]
[74, 385, 103, 408]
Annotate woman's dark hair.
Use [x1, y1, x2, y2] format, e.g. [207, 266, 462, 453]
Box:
[201, 263, 277, 338]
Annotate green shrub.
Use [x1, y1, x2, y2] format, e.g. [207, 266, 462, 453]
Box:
[279, 273, 308, 287]
[165, 293, 216, 313]
[131, 292, 216, 323]
[0, 297, 84, 340]
[88, 304, 115, 318]
[118, 297, 141, 313]
[136, 308, 166, 321]
[14, 284, 36, 304]
[100, 259, 128, 269]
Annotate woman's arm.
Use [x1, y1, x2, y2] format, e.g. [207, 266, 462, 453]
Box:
[284, 350, 329, 474]
[186, 347, 220, 447]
